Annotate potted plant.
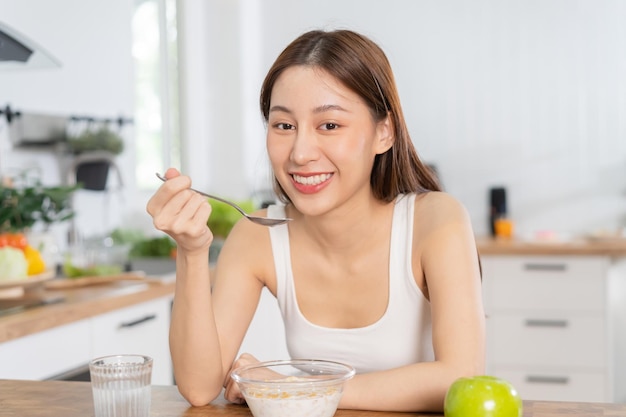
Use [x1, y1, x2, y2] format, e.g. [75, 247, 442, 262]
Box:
[0, 175, 80, 233]
[65, 124, 125, 191]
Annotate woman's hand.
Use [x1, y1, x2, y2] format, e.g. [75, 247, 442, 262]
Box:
[223, 353, 261, 404]
[146, 167, 213, 256]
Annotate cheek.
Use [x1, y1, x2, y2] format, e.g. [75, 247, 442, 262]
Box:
[333, 134, 374, 164]
[266, 135, 290, 168]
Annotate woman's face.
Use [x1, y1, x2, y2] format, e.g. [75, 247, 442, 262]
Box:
[266, 65, 393, 217]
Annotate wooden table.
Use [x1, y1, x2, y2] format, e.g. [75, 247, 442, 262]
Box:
[1, 379, 625, 416]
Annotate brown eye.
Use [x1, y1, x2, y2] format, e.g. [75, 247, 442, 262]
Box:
[275, 123, 295, 130]
[320, 123, 339, 130]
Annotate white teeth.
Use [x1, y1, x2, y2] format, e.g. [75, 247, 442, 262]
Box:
[292, 173, 332, 186]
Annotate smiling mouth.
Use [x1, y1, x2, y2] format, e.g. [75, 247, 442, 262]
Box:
[292, 173, 332, 186]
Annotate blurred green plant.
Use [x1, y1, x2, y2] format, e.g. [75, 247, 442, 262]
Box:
[110, 229, 176, 258]
[109, 197, 255, 260]
[129, 236, 177, 258]
[0, 173, 80, 233]
[66, 126, 124, 155]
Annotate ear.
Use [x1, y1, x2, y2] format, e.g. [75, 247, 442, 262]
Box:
[373, 113, 394, 155]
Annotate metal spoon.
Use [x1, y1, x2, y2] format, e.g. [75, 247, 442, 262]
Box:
[156, 173, 291, 227]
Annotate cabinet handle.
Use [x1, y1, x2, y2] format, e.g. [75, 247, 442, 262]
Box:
[525, 319, 569, 328]
[523, 263, 567, 272]
[119, 314, 157, 329]
[526, 375, 570, 385]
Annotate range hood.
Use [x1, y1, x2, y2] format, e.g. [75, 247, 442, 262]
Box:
[0, 21, 61, 70]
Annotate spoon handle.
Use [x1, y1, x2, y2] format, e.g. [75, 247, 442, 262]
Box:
[155, 173, 248, 216]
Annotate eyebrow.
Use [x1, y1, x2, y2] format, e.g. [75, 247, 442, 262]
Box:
[269, 104, 349, 114]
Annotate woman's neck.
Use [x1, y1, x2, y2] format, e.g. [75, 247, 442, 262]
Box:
[287, 192, 396, 258]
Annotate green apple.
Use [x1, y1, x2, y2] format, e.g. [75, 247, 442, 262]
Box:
[444, 375, 523, 417]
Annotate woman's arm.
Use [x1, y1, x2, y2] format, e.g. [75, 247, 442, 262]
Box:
[147, 169, 266, 406]
[338, 193, 485, 412]
[169, 223, 267, 406]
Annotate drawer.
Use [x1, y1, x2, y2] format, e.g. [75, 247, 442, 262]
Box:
[491, 368, 609, 402]
[0, 319, 91, 380]
[91, 297, 173, 384]
[482, 256, 608, 312]
[487, 314, 607, 368]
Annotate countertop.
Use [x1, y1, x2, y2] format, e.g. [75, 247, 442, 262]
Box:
[476, 236, 626, 257]
[0, 275, 175, 344]
[1, 379, 625, 417]
[3, 236, 626, 344]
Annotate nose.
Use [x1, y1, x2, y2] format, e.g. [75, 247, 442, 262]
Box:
[290, 128, 320, 165]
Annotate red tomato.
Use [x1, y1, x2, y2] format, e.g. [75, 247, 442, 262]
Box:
[7, 233, 28, 250]
[0, 233, 28, 250]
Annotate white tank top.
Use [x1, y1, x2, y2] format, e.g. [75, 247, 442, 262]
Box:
[268, 194, 433, 374]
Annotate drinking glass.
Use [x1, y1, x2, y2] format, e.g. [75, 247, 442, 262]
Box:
[89, 354, 153, 417]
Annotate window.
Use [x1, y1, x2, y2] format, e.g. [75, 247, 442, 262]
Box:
[132, 0, 180, 189]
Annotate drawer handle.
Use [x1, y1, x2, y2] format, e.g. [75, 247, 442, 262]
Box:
[119, 314, 157, 329]
[523, 263, 567, 272]
[526, 375, 570, 385]
[525, 319, 569, 328]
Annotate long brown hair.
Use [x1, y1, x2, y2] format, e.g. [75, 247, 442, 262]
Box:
[260, 29, 441, 203]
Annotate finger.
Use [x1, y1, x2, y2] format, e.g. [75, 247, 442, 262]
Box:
[164, 167, 181, 179]
[169, 192, 211, 236]
[239, 353, 259, 363]
[146, 174, 191, 217]
[224, 377, 245, 405]
[150, 189, 195, 232]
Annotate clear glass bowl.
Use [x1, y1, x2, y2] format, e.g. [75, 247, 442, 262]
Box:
[63, 241, 130, 277]
[231, 359, 355, 417]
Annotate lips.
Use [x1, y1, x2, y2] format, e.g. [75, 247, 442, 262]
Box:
[290, 173, 333, 194]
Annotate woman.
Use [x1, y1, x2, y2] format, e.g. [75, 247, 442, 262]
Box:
[147, 29, 484, 412]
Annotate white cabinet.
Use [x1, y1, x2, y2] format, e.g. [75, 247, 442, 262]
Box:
[0, 319, 91, 380]
[0, 296, 173, 385]
[481, 255, 612, 402]
[91, 296, 173, 385]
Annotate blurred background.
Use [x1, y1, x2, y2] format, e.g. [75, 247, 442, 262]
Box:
[0, 0, 625, 247]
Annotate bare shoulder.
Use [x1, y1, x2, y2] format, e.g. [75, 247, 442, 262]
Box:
[412, 191, 476, 256]
[411, 192, 480, 294]
[413, 191, 471, 228]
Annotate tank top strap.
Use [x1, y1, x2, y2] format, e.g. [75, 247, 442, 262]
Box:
[267, 204, 292, 314]
[388, 194, 416, 297]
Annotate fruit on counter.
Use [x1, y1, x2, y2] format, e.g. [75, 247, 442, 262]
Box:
[0, 233, 47, 280]
[0, 246, 28, 281]
[24, 245, 46, 275]
[206, 199, 255, 238]
[0, 232, 28, 250]
[444, 375, 522, 417]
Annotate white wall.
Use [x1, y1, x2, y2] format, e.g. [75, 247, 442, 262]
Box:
[0, 0, 139, 248]
[1, 1, 625, 243]
[181, 0, 626, 238]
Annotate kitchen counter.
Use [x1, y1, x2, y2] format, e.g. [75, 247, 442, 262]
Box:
[2, 379, 625, 417]
[0, 275, 176, 344]
[476, 236, 626, 257]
